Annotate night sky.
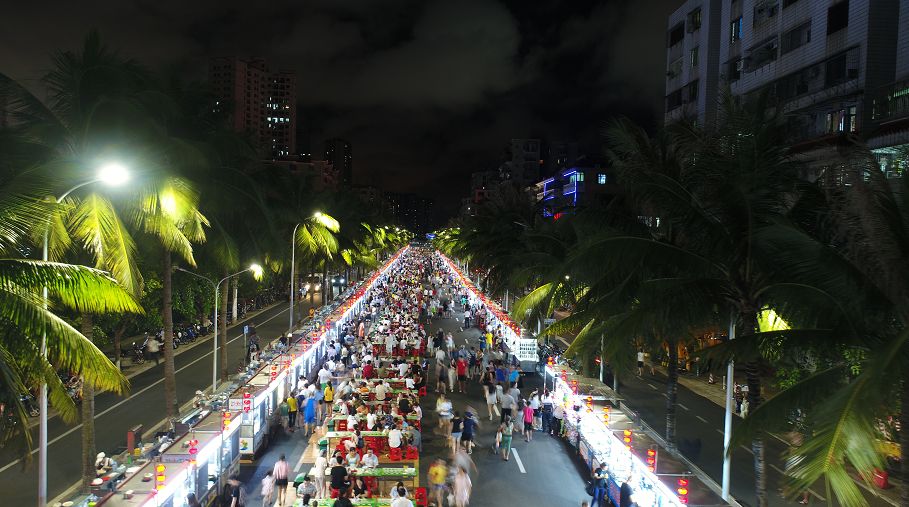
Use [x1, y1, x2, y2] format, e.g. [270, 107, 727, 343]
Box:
[1, 0, 679, 217]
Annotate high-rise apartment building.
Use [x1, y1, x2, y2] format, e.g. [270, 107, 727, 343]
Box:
[665, 0, 909, 176]
[324, 138, 353, 187]
[508, 139, 543, 185]
[664, 0, 723, 126]
[209, 57, 297, 158]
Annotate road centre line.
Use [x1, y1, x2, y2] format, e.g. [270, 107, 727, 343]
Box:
[511, 448, 527, 473]
[696, 415, 708, 423]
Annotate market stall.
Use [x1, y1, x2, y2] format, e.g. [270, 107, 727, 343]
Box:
[436, 252, 537, 365]
[545, 364, 689, 507]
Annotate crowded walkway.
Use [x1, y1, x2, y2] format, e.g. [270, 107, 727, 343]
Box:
[233, 247, 587, 507]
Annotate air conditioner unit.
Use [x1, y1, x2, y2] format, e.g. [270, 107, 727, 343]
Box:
[736, 60, 746, 71]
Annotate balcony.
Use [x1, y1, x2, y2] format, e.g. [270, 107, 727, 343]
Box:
[872, 79, 909, 123]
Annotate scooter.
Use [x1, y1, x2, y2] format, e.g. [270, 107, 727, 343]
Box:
[131, 341, 146, 365]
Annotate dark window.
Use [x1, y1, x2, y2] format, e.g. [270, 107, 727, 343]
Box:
[827, 1, 849, 34]
[730, 17, 743, 43]
[687, 9, 702, 31]
[666, 89, 684, 112]
[748, 38, 779, 69]
[668, 23, 685, 47]
[686, 80, 700, 102]
[690, 46, 700, 67]
[825, 106, 857, 133]
[728, 59, 743, 81]
[781, 22, 811, 54]
[824, 53, 847, 86]
[782, 0, 801, 7]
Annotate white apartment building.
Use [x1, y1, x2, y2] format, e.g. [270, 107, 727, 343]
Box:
[666, 0, 909, 177]
[665, 0, 724, 126]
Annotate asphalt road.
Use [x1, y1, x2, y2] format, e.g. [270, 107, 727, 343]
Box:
[1, 292, 327, 507]
[423, 289, 590, 507]
[617, 368, 890, 507]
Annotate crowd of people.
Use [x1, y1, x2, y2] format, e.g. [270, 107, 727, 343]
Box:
[225, 248, 568, 507]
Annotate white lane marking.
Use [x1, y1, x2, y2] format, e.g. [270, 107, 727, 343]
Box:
[740, 445, 754, 455]
[715, 429, 725, 436]
[647, 383, 658, 390]
[769, 464, 825, 501]
[0, 307, 289, 475]
[678, 403, 689, 411]
[696, 415, 708, 423]
[493, 405, 500, 416]
[511, 448, 527, 474]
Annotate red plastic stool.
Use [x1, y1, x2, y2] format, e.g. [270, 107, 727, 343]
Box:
[331, 488, 341, 499]
[414, 487, 428, 506]
[405, 446, 419, 460]
[388, 447, 402, 461]
[418, 386, 427, 397]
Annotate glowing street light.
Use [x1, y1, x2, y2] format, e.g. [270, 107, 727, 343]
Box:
[39, 162, 131, 506]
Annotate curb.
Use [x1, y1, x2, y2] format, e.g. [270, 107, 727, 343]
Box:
[28, 303, 282, 430]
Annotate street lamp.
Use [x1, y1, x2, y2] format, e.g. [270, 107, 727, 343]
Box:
[39, 163, 130, 506]
[175, 263, 263, 393]
[288, 212, 322, 333]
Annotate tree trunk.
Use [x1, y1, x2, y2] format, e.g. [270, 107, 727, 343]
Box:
[80, 314, 96, 493]
[112, 322, 127, 371]
[666, 339, 679, 445]
[740, 310, 766, 507]
[309, 260, 315, 304]
[901, 373, 909, 507]
[162, 251, 178, 417]
[219, 271, 230, 381]
[231, 277, 239, 325]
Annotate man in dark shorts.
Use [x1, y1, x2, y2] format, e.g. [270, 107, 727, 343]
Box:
[461, 411, 478, 454]
[455, 356, 468, 393]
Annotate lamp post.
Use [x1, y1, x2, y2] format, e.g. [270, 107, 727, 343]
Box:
[175, 264, 263, 392]
[39, 162, 130, 506]
[289, 212, 323, 333]
[721, 312, 736, 500]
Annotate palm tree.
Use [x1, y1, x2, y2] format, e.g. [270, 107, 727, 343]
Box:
[705, 144, 909, 507]
[0, 170, 140, 458]
[0, 31, 149, 486]
[595, 97, 806, 507]
[140, 178, 207, 416]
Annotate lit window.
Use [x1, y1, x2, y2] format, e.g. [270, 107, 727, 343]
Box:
[597, 173, 607, 184]
[730, 17, 743, 43]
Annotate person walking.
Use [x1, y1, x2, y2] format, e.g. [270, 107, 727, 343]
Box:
[522, 400, 534, 442]
[461, 411, 478, 454]
[447, 359, 457, 393]
[453, 465, 472, 507]
[455, 356, 468, 393]
[286, 394, 298, 431]
[500, 389, 515, 424]
[427, 459, 448, 507]
[273, 454, 290, 506]
[303, 394, 317, 436]
[260, 470, 275, 507]
[278, 399, 290, 433]
[146, 337, 160, 366]
[313, 450, 328, 499]
[636, 348, 645, 376]
[485, 381, 498, 421]
[450, 411, 463, 455]
[500, 417, 514, 461]
[591, 465, 608, 506]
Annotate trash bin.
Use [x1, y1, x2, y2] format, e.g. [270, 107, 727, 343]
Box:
[873, 468, 889, 489]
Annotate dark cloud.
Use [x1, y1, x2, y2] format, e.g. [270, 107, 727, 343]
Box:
[1, 0, 680, 222]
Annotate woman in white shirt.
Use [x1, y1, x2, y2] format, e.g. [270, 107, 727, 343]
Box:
[366, 410, 378, 430]
[312, 450, 329, 498]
